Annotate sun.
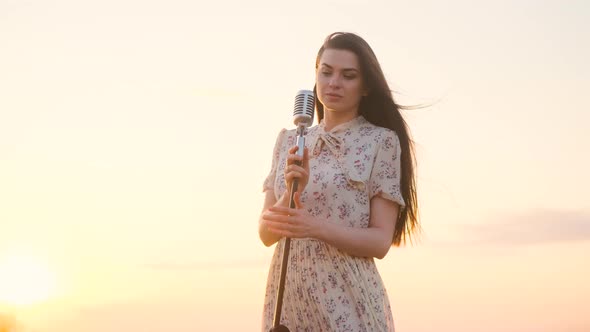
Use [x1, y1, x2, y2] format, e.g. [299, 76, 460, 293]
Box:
[0, 252, 57, 306]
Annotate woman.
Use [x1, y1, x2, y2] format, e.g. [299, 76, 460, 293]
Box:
[259, 32, 420, 332]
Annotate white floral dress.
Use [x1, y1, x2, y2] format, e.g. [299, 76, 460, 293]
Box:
[262, 115, 405, 332]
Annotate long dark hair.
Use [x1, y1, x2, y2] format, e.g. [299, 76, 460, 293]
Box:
[314, 32, 420, 246]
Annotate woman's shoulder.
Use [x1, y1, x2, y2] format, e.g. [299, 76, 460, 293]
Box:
[272, 127, 298, 150]
[356, 118, 400, 143]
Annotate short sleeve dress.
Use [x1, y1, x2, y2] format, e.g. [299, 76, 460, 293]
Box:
[261, 115, 405, 332]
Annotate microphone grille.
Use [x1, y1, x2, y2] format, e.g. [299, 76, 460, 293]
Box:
[293, 90, 315, 127]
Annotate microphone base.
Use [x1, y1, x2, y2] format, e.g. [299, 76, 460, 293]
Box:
[269, 325, 290, 332]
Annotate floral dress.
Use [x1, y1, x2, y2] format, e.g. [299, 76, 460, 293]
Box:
[262, 115, 405, 332]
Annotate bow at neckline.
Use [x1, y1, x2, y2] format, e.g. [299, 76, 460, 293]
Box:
[312, 131, 342, 158]
[310, 116, 367, 191]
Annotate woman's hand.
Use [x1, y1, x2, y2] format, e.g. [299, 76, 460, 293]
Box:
[284, 146, 310, 194]
[261, 192, 320, 239]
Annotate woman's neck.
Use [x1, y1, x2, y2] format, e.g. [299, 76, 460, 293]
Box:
[322, 109, 359, 132]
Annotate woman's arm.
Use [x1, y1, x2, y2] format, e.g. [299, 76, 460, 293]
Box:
[318, 195, 398, 259]
[262, 193, 399, 259]
[258, 190, 289, 247]
[259, 146, 309, 247]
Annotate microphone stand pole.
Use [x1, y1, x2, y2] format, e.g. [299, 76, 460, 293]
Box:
[270, 124, 306, 332]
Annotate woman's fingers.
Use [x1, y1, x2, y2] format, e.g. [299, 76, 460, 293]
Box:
[285, 171, 308, 184]
[265, 194, 311, 238]
[264, 202, 312, 238]
[293, 192, 303, 209]
[286, 146, 309, 165]
[285, 164, 307, 174]
[262, 211, 292, 223]
[267, 227, 294, 238]
[265, 220, 300, 238]
[284, 162, 309, 193]
[268, 205, 296, 214]
[286, 153, 303, 166]
[285, 146, 310, 194]
[264, 216, 297, 235]
[265, 219, 296, 230]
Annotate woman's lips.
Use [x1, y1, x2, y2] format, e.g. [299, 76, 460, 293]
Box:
[326, 93, 342, 99]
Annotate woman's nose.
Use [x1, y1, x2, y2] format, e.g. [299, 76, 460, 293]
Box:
[328, 75, 340, 88]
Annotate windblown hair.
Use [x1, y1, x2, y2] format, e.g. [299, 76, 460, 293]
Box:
[314, 32, 421, 246]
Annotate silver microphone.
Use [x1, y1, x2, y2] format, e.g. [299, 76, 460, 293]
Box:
[292, 90, 315, 127]
[273, 89, 315, 331]
[292, 90, 315, 160]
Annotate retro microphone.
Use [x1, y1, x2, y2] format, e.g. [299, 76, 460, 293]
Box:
[270, 90, 315, 332]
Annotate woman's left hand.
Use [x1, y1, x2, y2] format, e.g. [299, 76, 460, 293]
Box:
[261, 192, 320, 239]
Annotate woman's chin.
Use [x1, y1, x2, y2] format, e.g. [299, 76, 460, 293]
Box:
[322, 101, 345, 111]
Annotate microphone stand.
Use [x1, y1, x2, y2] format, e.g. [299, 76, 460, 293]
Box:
[270, 124, 306, 332]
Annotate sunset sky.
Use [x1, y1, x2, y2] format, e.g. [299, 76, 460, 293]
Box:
[1, 0, 589, 331]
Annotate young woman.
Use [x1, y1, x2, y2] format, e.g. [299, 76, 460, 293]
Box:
[259, 32, 420, 332]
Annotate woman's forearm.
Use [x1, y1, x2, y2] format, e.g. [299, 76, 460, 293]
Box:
[314, 221, 392, 259]
[259, 190, 290, 247]
[259, 219, 281, 247]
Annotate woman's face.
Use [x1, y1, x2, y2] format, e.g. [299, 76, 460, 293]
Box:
[316, 48, 366, 115]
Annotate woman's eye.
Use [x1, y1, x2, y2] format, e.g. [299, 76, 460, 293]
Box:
[344, 75, 356, 79]
[321, 71, 332, 76]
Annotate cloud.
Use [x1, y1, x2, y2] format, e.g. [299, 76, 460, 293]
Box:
[433, 209, 590, 247]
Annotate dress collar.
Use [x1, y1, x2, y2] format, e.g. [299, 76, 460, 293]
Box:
[317, 115, 366, 134]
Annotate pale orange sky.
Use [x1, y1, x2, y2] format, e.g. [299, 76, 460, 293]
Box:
[1, 0, 589, 331]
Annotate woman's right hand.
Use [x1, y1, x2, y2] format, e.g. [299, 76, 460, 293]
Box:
[284, 145, 310, 195]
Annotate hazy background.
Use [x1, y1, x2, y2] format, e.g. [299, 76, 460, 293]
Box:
[1, 0, 589, 331]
